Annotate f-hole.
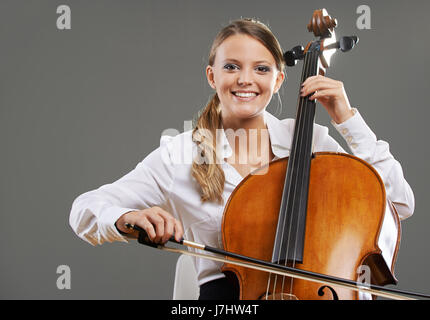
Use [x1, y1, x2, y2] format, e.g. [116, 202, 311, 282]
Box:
[317, 285, 339, 300]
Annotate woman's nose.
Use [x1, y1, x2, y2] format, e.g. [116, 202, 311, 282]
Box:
[237, 69, 254, 86]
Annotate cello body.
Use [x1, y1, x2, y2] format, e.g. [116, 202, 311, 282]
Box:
[219, 9, 401, 300]
[221, 152, 401, 300]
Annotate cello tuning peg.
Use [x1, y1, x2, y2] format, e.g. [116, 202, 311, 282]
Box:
[339, 36, 359, 52]
[324, 36, 359, 52]
[284, 45, 304, 67]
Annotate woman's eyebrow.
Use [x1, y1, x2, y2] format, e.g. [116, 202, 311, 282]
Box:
[223, 58, 272, 64]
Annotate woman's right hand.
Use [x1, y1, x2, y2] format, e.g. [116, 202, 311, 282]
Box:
[115, 207, 184, 244]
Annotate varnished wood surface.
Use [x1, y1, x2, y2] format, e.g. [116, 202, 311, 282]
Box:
[221, 152, 399, 300]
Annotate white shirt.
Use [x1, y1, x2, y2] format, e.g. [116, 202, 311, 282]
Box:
[69, 109, 415, 286]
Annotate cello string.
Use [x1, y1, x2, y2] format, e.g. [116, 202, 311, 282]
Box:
[282, 48, 315, 299]
[276, 48, 313, 299]
[281, 50, 309, 297]
[287, 49, 319, 298]
[278, 50, 309, 297]
[267, 50, 310, 299]
[284, 49, 317, 298]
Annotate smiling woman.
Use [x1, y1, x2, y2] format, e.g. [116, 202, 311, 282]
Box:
[69, 17, 414, 300]
[195, 20, 286, 204]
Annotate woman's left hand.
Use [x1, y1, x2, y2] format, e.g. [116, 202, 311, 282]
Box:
[300, 75, 354, 124]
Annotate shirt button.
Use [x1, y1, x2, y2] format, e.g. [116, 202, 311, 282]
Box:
[351, 143, 358, 149]
[346, 136, 353, 143]
[341, 128, 348, 135]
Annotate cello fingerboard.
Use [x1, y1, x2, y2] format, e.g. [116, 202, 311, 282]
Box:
[271, 47, 320, 264]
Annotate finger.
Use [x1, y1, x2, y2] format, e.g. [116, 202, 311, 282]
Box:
[301, 79, 340, 97]
[138, 216, 157, 241]
[301, 75, 320, 86]
[302, 75, 337, 86]
[162, 216, 175, 244]
[173, 219, 184, 242]
[155, 209, 179, 243]
[147, 214, 165, 243]
[309, 88, 339, 100]
[301, 75, 338, 89]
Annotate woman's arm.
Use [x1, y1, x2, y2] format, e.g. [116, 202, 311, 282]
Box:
[304, 75, 415, 220]
[69, 136, 179, 245]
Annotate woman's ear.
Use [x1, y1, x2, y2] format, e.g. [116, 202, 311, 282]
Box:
[206, 65, 216, 89]
[274, 71, 286, 94]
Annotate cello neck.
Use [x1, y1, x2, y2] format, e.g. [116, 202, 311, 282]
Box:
[271, 45, 321, 264]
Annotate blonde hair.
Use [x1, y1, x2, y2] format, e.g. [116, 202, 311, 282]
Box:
[191, 18, 285, 204]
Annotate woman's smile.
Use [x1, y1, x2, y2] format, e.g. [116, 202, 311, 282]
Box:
[231, 90, 260, 102]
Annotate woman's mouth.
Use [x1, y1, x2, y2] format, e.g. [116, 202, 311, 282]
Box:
[231, 91, 259, 101]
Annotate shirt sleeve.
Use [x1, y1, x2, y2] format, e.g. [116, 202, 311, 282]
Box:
[328, 108, 415, 220]
[69, 136, 175, 245]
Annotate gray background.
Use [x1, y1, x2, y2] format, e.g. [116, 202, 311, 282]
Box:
[1, 0, 429, 299]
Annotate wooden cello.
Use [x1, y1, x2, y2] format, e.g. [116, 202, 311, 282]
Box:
[220, 9, 401, 300]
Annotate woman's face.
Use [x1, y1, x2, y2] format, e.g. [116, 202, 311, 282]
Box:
[206, 34, 285, 123]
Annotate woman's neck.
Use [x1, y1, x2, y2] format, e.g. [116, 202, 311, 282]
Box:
[221, 112, 267, 135]
[222, 112, 274, 166]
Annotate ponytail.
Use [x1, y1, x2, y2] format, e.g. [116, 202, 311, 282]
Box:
[191, 93, 225, 204]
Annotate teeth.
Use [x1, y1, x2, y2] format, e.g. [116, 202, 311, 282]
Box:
[233, 92, 257, 97]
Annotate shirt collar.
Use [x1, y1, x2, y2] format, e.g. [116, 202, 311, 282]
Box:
[218, 110, 292, 161]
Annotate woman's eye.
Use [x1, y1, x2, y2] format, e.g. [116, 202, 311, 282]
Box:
[256, 66, 271, 73]
[223, 64, 238, 71]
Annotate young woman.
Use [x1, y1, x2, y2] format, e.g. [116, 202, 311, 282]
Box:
[69, 18, 415, 300]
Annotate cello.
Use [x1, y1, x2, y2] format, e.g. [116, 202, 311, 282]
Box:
[222, 8, 399, 300]
[129, 9, 429, 300]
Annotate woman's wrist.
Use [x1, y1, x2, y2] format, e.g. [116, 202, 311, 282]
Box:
[115, 211, 138, 236]
[331, 108, 355, 124]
